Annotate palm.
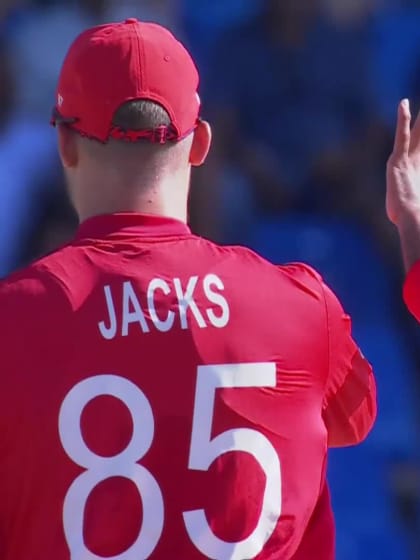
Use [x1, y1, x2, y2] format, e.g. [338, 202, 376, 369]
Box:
[387, 162, 420, 225]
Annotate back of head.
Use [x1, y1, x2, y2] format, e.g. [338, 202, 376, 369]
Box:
[52, 19, 211, 218]
[79, 99, 192, 180]
[52, 19, 201, 145]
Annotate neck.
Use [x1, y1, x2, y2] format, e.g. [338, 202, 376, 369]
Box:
[74, 173, 190, 224]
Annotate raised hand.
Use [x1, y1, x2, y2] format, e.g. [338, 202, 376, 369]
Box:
[386, 99, 420, 226]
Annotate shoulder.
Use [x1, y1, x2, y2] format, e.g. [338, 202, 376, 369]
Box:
[0, 248, 81, 380]
[213, 241, 323, 279]
[197, 239, 325, 297]
[278, 261, 324, 294]
[0, 244, 78, 315]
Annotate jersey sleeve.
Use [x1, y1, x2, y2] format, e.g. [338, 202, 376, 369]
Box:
[321, 282, 377, 448]
[403, 260, 420, 321]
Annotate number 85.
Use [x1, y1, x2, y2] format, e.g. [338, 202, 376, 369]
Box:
[59, 363, 282, 560]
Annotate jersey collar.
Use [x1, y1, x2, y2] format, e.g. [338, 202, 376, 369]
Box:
[76, 212, 191, 240]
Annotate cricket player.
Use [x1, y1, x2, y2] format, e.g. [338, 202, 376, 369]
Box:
[387, 99, 420, 319]
[0, 19, 376, 560]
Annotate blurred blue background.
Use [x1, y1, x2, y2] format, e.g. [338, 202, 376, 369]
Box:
[1, 0, 420, 558]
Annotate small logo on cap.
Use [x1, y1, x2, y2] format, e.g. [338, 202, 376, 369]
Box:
[58, 94, 64, 107]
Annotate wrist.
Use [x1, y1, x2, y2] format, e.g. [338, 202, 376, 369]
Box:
[395, 205, 420, 232]
[396, 209, 420, 273]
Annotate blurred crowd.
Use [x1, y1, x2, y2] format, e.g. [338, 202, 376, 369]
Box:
[0, 0, 417, 270]
[1, 0, 420, 558]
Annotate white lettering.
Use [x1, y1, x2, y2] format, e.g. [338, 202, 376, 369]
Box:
[174, 276, 207, 329]
[204, 274, 230, 328]
[147, 279, 175, 332]
[122, 281, 150, 335]
[98, 285, 118, 340]
[99, 275, 231, 338]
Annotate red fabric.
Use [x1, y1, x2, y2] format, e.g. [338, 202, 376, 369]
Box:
[0, 213, 376, 559]
[52, 19, 200, 142]
[291, 483, 335, 560]
[321, 283, 377, 448]
[404, 260, 420, 321]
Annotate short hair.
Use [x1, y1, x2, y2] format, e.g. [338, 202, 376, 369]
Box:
[79, 99, 189, 176]
[112, 99, 172, 132]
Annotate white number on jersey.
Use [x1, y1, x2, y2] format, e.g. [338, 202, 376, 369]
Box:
[59, 364, 282, 559]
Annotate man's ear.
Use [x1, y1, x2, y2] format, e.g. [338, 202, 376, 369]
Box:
[189, 120, 212, 167]
[57, 126, 79, 169]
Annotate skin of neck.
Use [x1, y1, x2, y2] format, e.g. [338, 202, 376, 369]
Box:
[68, 162, 192, 224]
[58, 120, 212, 225]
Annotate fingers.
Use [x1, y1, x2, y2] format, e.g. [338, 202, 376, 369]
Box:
[392, 99, 411, 160]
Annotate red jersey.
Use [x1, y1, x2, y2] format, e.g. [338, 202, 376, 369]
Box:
[404, 260, 420, 321]
[0, 213, 376, 560]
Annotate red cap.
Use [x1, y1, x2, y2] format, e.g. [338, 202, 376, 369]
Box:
[51, 19, 200, 143]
